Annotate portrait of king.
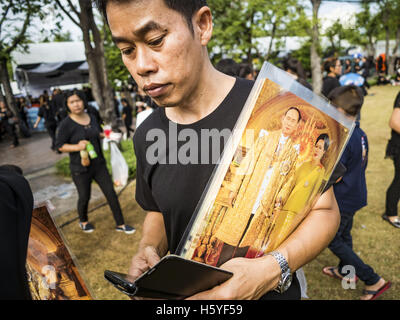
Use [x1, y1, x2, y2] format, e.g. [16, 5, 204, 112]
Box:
[187, 80, 345, 267]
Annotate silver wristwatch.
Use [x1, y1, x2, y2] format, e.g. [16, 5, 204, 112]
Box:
[268, 251, 292, 294]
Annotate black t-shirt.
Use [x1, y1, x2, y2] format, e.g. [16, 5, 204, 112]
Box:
[133, 78, 302, 299]
[386, 92, 400, 159]
[55, 113, 105, 173]
[391, 92, 400, 144]
[0, 166, 33, 300]
[321, 76, 341, 98]
[38, 104, 57, 126]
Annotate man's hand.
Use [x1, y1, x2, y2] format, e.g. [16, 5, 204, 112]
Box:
[128, 246, 161, 280]
[186, 255, 281, 300]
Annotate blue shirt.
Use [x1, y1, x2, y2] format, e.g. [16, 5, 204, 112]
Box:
[333, 122, 368, 213]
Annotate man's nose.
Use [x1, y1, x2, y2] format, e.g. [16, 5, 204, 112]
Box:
[135, 47, 158, 77]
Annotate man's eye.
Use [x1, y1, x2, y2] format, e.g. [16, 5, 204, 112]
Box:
[148, 36, 165, 47]
[121, 48, 135, 56]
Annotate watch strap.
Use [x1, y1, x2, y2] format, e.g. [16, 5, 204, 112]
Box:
[268, 251, 291, 293]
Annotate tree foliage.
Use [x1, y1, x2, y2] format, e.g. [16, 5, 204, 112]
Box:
[207, 0, 301, 66]
[0, 0, 48, 59]
[0, 0, 50, 114]
[102, 25, 132, 90]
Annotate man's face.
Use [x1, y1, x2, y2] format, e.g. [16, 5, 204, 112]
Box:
[281, 109, 300, 136]
[107, 0, 207, 108]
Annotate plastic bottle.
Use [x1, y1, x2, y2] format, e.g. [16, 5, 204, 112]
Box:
[86, 142, 98, 159]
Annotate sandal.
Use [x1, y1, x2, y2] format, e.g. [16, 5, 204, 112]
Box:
[362, 281, 392, 300]
[322, 266, 358, 283]
[382, 214, 400, 228]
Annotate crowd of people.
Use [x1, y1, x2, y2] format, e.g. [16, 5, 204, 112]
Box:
[0, 84, 156, 150]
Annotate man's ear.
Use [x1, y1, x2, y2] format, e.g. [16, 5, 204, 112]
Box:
[193, 6, 213, 46]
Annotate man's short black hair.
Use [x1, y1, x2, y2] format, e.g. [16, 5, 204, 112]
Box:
[328, 85, 364, 117]
[285, 106, 302, 123]
[95, 0, 208, 32]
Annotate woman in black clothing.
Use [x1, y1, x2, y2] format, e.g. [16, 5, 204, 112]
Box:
[121, 98, 135, 138]
[384, 91, 400, 228]
[55, 90, 135, 234]
[0, 100, 19, 148]
[321, 58, 342, 98]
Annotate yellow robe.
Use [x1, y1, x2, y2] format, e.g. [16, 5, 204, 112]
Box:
[214, 130, 299, 247]
[263, 161, 326, 252]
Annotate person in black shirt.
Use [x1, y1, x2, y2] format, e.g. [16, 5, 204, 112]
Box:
[384, 91, 400, 228]
[0, 165, 33, 300]
[322, 58, 342, 98]
[0, 100, 19, 148]
[55, 90, 135, 234]
[34, 94, 58, 150]
[121, 98, 134, 138]
[50, 89, 68, 125]
[99, 0, 340, 300]
[16, 97, 29, 129]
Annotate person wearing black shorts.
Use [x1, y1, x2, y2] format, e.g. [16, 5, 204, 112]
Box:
[55, 90, 135, 234]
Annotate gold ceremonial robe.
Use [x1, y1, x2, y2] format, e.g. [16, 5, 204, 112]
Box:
[214, 129, 299, 248]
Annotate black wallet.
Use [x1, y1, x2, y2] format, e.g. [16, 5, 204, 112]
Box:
[104, 254, 233, 299]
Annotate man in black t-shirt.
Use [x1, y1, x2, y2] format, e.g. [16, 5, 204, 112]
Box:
[98, 0, 340, 300]
[322, 58, 342, 98]
[0, 165, 33, 299]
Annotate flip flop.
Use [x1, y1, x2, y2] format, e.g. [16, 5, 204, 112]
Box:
[322, 266, 359, 283]
[362, 281, 392, 300]
[382, 214, 400, 228]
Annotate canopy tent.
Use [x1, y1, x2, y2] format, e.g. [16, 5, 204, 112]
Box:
[11, 42, 89, 97]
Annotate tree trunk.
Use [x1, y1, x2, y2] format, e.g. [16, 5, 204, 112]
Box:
[389, 25, 400, 76]
[266, 21, 277, 61]
[0, 57, 18, 116]
[310, 0, 322, 94]
[78, 0, 115, 126]
[394, 25, 400, 56]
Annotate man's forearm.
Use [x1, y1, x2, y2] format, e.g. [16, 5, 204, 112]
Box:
[276, 187, 340, 272]
[139, 211, 168, 257]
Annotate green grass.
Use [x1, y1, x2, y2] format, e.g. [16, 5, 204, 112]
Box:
[55, 139, 137, 180]
[303, 85, 399, 300]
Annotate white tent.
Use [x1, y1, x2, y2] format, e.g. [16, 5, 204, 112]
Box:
[11, 42, 89, 97]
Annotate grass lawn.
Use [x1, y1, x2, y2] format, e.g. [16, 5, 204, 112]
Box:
[303, 85, 399, 300]
[54, 85, 400, 300]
